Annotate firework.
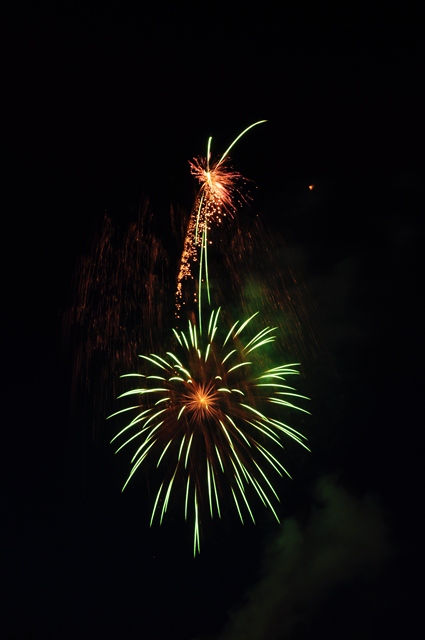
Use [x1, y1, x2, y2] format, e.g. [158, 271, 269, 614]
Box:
[104, 122, 312, 554]
[176, 121, 267, 322]
[110, 307, 309, 555]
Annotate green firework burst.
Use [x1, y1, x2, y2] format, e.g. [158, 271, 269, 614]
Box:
[109, 307, 309, 555]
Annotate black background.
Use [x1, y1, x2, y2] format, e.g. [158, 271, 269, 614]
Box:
[3, 1, 423, 638]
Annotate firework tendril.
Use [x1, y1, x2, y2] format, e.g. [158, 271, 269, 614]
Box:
[109, 308, 309, 555]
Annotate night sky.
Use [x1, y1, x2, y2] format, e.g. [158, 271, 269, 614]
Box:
[4, 1, 424, 638]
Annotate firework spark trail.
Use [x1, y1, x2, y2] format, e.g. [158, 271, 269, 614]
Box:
[176, 121, 267, 324]
[109, 308, 309, 555]
[63, 201, 168, 434]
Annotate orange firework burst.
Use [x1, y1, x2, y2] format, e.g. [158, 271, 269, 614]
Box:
[188, 155, 246, 219]
[176, 121, 267, 319]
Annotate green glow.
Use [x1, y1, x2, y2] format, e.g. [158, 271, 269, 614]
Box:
[184, 433, 194, 468]
[227, 361, 252, 374]
[193, 490, 200, 556]
[231, 488, 244, 525]
[157, 440, 172, 467]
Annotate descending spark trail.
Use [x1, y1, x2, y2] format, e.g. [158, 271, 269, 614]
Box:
[109, 307, 309, 555]
[63, 202, 168, 436]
